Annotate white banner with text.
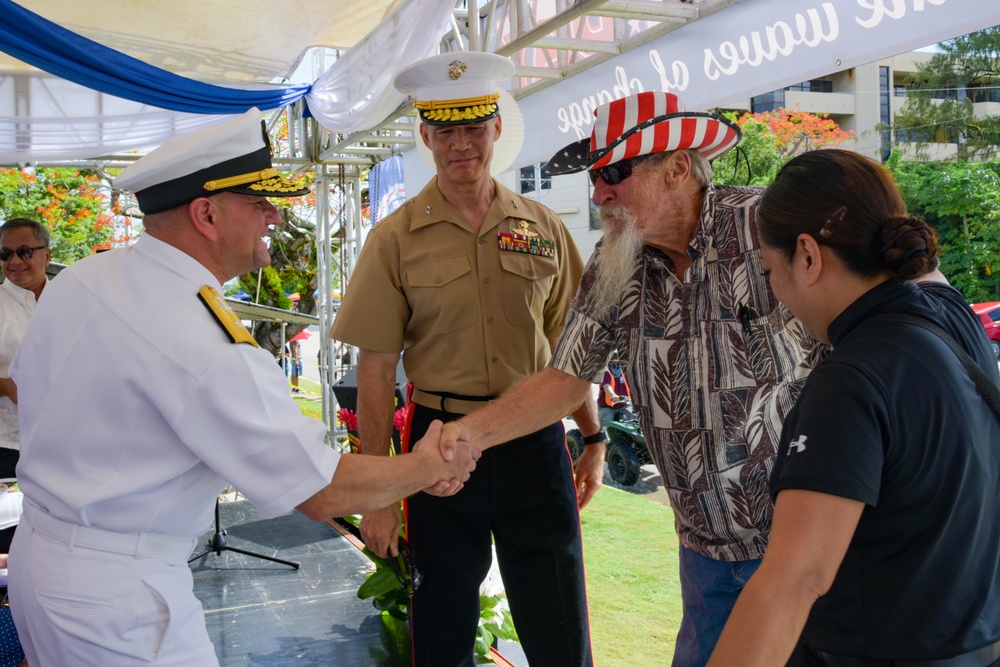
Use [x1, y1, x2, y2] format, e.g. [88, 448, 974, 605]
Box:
[512, 0, 1000, 168]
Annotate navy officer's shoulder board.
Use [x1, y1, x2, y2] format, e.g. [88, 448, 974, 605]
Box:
[197, 285, 259, 347]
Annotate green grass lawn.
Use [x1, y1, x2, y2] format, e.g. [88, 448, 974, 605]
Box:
[582, 486, 682, 666]
[293, 394, 323, 419]
[291, 378, 324, 420]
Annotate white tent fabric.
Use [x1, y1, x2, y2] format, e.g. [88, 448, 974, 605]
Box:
[0, 0, 453, 163]
[0, 81, 231, 162]
[307, 0, 454, 134]
[1, 0, 400, 83]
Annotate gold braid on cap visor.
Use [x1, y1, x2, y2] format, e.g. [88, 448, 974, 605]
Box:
[246, 175, 308, 193]
[203, 168, 305, 194]
[204, 168, 279, 191]
[415, 93, 500, 123]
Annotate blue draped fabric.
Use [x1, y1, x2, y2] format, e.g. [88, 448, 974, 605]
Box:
[0, 0, 309, 114]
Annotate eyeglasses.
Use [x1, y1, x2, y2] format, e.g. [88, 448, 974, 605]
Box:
[589, 153, 658, 186]
[387, 537, 423, 596]
[0, 245, 46, 262]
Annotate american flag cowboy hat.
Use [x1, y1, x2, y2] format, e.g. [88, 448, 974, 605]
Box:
[544, 91, 741, 176]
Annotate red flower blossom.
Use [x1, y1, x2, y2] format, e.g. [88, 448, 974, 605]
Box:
[393, 407, 408, 432]
[336, 407, 358, 431]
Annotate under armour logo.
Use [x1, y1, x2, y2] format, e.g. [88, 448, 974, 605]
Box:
[788, 435, 808, 454]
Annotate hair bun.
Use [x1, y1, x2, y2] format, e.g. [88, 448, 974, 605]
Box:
[879, 216, 939, 280]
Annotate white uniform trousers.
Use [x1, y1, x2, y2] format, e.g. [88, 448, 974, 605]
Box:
[9, 501, 217, 666]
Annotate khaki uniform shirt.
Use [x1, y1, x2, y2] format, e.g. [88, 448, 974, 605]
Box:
[331, 178, 583, 399]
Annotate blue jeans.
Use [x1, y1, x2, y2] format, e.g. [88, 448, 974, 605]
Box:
[672, 546, 761, 667]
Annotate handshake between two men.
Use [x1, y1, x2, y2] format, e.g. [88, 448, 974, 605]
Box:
[355, 367, 605, 562]
[296, 420, 480, 524]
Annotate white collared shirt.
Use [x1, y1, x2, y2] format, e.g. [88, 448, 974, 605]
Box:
[10, 235, 339, 536]
[0, 278, 43, 450]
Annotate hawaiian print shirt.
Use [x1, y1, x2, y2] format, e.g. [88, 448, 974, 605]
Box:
[550, 184, 826, 561]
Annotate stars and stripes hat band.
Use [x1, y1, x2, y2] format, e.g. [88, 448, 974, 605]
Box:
[543, 91, 741, 176]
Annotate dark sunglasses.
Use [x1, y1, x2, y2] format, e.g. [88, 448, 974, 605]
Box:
[387, 537, 423, 596]
[0, 245, 46, 262]
[589, 153, 658, 186]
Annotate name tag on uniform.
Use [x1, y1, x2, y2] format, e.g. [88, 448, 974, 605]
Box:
[198, 285, 259, 347]
[498, 219, 555, 258]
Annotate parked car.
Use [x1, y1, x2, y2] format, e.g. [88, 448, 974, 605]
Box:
[971, 302, 1000, 358]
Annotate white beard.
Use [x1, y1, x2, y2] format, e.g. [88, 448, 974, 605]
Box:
[589, 204, 645, 322]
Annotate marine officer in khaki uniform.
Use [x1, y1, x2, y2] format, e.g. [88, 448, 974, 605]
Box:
[330, 52, 604, 667]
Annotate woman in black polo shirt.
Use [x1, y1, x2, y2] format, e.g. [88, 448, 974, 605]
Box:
[707, 149, 1000, 667]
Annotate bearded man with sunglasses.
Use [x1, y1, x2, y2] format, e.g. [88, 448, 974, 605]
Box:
[440, 91, 827, 666]
[0, 218, 51, 479]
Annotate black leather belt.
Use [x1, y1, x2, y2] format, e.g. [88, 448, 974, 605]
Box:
[410, 388, 499, 416]
[815, 640, 1000, 667]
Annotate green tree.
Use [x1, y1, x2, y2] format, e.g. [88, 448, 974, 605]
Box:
[713, 109, 854, 186]
[888, 152, 1000, 301]
[0, 167, 118, 262]
[713, 113, 783, 186]
[895, 27, 1000, 161]
[238, 202, 321, 354]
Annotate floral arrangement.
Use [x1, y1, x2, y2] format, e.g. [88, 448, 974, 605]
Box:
[335, 407, 358, 432]
[335, 406, 408, 454]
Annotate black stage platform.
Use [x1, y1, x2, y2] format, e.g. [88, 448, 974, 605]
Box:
[190, 500, 526, 666]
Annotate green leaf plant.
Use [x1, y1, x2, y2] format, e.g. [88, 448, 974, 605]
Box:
[340, 514, 519, 657]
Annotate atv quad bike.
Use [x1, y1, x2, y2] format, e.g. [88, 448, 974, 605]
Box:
[566, 400, 652, 487]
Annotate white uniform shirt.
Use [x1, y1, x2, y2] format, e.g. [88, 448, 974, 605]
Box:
[0, 278, 42, 450]
[10, 234, 339, 537]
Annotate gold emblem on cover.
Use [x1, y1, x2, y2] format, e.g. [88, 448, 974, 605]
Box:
[448, 61, 467, 80]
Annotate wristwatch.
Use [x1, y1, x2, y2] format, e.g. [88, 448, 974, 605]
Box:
[582, 430, 607, 446]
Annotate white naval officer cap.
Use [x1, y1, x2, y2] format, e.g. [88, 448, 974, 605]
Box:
[115, 108, 309, 215]
[394, 52, 515, 126]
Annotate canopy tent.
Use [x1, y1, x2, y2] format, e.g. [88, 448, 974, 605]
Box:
[0, 0, 458, 161]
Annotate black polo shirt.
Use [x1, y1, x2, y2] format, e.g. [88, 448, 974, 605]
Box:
[773, 279, 1000, 659]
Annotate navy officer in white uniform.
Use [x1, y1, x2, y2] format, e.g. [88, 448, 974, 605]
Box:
[7, 109, 478, 667]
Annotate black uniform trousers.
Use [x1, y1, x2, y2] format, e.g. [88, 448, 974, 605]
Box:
[406, 404, 593, 667]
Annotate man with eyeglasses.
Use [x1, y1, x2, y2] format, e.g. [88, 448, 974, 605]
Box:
[0, 218, 51, 480]
[439, 91, 827, 667]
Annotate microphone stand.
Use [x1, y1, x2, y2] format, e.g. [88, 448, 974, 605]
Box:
[188, 497, 299, 570]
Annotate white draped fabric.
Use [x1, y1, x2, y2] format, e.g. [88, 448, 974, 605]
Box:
[0, 80, 233, 162]
[0, 0, 455, 164]
[306, 0, 455, 135]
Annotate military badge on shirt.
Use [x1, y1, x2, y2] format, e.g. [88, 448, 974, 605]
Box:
[498, 219, 555, 257]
